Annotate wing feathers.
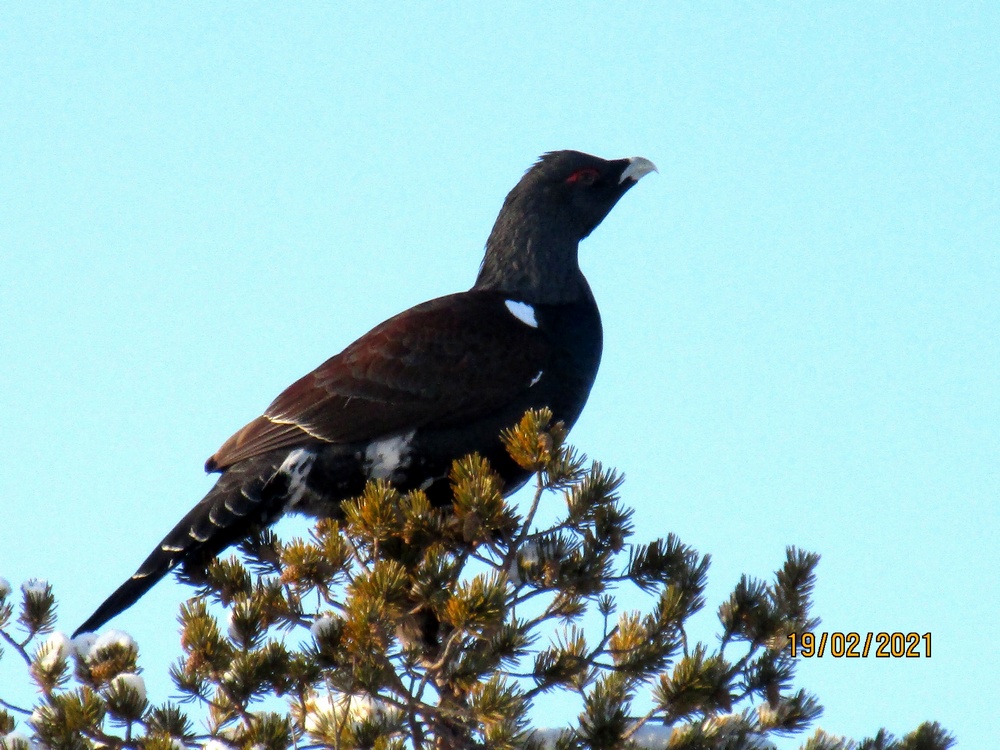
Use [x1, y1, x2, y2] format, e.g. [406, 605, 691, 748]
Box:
[207, 291, 550, 471]
[206, 416, 314, 472]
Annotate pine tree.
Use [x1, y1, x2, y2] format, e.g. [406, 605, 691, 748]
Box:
[1, 410, 954, 750]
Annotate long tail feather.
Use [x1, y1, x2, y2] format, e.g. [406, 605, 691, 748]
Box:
[73, 452, 289, 637]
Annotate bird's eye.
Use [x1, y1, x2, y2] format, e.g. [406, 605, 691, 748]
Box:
[565, 168, 600, 186]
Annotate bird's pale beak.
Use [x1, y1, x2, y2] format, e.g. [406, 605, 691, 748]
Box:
[619, 157, 658, 184]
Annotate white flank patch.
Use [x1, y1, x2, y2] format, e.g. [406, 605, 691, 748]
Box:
[365, 430, 415, 480]
[529, 370, 543, 387]
[279, 447, 317, 508]
[505, 299, 538, 328]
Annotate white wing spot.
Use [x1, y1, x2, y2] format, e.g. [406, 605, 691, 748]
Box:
[504, 300, 538, 328]
[279, 448, 317, 509]
[529, 370, 543, 387]
[365, 430, 416, 480]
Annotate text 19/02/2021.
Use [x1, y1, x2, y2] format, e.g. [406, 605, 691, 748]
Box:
[788, 632, 931, 658]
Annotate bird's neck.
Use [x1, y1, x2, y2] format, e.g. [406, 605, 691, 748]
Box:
[474, 220, 588, 305]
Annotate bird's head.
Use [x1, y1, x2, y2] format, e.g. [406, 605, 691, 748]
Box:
[476, 151, 657, 302]
[516, 150, 658, 240]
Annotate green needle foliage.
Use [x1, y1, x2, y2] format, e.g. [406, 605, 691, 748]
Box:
[0, 410, 954, 750]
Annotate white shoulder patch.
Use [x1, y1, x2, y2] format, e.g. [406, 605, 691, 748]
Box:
[504, 299, 538, 328]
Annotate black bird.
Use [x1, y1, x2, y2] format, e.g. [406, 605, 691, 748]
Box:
[73, 150, 656, 637]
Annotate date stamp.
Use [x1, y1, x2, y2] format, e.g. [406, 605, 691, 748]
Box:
[787, 631, 931, 658]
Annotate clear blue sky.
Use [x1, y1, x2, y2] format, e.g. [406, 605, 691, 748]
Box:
[1, 4, 997, 746]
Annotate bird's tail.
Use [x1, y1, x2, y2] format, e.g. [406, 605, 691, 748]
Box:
[72, 452, 289, 638]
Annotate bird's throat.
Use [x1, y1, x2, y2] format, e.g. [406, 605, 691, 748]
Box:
[476, 228, 586, 304]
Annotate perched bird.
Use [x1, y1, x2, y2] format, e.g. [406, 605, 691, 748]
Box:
[73, 150, 656, 637]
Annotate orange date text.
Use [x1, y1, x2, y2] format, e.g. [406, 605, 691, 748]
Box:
[787, 631, 931, 658]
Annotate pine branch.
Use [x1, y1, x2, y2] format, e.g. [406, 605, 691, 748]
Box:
[0, 410, 954, 749]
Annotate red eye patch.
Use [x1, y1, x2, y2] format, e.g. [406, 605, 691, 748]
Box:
[565, 168, 600, 185]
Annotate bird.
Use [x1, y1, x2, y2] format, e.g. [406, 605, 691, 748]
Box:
[73, 150, 656, 637]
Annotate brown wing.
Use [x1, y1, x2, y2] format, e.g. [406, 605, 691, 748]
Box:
[206, 291, 551, 471]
